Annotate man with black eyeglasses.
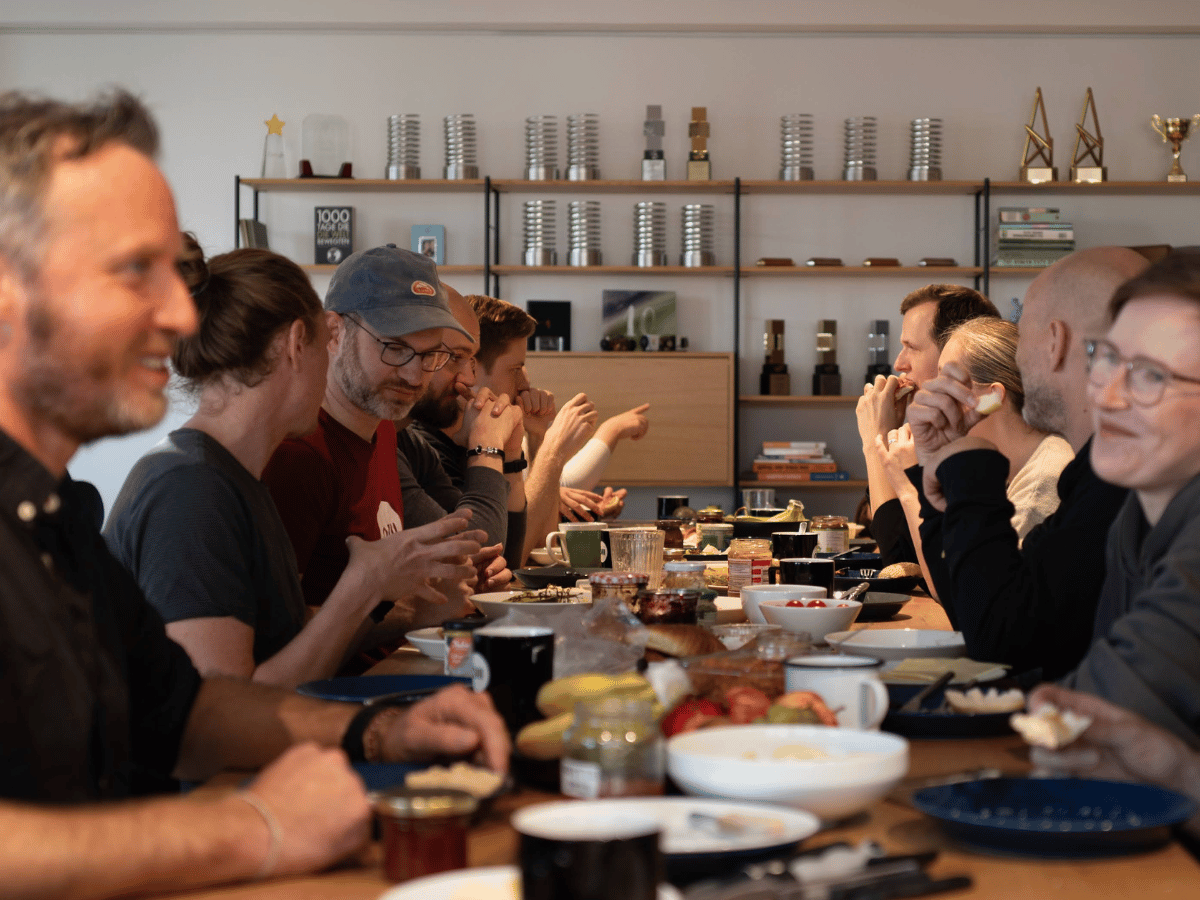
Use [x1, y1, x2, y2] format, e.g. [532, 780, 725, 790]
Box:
[901, 246, 1148, 680]
[263, 245, 491, 648]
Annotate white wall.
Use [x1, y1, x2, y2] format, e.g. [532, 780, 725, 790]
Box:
[2, 2, 1197, 519]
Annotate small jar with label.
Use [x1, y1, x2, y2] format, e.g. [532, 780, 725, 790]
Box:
[695, 505, 726, 525]
[560, 696, 664, 799]
[810, 515, 850, 556]
[588, 572, 648, 610]
[442, 617, 486, 677]
[727, 537, 772, 597]
[662, 561, 718, 628]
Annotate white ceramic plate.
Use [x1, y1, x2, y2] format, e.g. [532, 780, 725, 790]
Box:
[824, 628, 966, 661]
[513, 797, 818, 858]
[378, 865, 682, 899]
[405, 626, 446, 661]
[471, 589, 591, 622]
[528, 548, 553, 566]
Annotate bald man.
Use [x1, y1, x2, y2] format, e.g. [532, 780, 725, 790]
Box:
[904, 247, 1149, 679]
[397, 286, 527, 566]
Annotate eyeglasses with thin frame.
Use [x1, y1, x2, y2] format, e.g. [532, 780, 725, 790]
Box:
[444, 348, 477, 374]
[1084, 338, 1200, 407]
[345, 315, 451, 371]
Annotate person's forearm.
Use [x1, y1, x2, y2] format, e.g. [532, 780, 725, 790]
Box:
[895, 484, 939, 601]
[522, 452, 567, 566]
[174, 677, 356, 781]
[864, 444, 899, 512]
[0, 792, 269, 900]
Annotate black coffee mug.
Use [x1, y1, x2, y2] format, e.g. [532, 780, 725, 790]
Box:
[767, 557, 835, 594]
[515, 804, 661, 900]
[471, 625, 555, 735]
[656, 495, 689, 519]
[771, 530, 819, 560]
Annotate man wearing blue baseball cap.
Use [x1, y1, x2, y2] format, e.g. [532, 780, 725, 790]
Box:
[263, 245, 491, 652]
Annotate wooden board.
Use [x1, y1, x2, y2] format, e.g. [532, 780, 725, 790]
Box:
[525, 352, 733, 486]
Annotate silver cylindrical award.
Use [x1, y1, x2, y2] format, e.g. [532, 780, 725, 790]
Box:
[633, 201, 667, 267]
[525, 115, 559, 181]
[523, 200, 557, 267]
[385, 114, 420, 180]
[444, 114, 479, 180]
[908, 117, 943, 181]
[566, 113, 600, 181]
[567, 200, 602, 266]
[780, 114, 814, 181]
[842, 116, 877, 181]
[680, 203, 715, 267]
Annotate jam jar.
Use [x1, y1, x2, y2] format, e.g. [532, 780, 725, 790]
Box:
[662, 561, 718, 628]
[727, 537, 772, 597]
[560, 697, 664, 799]
[810, 515, 850, 555]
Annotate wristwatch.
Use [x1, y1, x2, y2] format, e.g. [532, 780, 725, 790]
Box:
[503, 452, 528, 474]
[466, 445, 504, 461]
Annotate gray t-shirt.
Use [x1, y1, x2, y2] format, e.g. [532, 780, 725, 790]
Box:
[104, 429, 305, 664]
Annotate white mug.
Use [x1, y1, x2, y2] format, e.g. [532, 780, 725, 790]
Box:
[545, 522, 608, 566]
[740, 584, 826, 625]
[784, 654, 888, 730]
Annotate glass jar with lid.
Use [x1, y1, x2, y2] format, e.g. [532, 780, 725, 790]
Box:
[560, 696, 664, 799]
[810, 515, 850, 555]
[663, 561, 718, 627]
[727, 537, 772, 596]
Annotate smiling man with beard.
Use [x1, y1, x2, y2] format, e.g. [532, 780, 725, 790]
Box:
[262, 246, 488, 623]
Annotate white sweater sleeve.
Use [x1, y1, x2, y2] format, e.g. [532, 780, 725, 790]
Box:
[560, 438, 611, 490]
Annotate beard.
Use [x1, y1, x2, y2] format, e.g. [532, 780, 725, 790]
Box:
[331, 336, 417, 421]
[13, 297, 169, 445]
[1021, 375, 1066, 436]
[410, 384, 461, 429]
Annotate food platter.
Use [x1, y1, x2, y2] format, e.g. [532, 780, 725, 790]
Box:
[471, 588, 592, 622]
[913, 777, 1197, 857]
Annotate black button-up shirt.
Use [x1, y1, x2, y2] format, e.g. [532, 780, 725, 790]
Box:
[0, 429, 201, 802]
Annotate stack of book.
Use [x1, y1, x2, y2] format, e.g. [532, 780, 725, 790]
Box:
[992, 207, 1075, 268]
[751, 441, 849, 482]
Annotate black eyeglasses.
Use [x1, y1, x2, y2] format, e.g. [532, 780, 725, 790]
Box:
[1084, 338, 1200, 407]
[345, 315, 451, 371]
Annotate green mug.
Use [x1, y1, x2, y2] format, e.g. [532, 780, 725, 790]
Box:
[545, 523, 608, 568]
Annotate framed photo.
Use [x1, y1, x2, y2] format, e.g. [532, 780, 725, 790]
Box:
[411, 224, 445, 264]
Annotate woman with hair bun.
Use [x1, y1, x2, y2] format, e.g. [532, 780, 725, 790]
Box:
[105, 237, 483, 687]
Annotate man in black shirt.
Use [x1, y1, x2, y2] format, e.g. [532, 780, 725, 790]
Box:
[0, 89, 508, 896]
[906, 247, 1149, 679]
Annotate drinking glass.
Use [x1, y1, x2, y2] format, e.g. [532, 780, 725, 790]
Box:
[609, 527, 666, 589]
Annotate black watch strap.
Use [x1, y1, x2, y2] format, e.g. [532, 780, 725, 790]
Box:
[341, 696, 408, 762]
[503, 452, 528, 474]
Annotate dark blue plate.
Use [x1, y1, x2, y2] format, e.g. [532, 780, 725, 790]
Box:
[353, 761, 424, 791]
[913, 777, 1196, 857]
[295, 674, 468, 704]
[883, 682, 1014, 739]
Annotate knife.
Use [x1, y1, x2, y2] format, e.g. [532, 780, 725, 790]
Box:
[897, 670, 956, 714]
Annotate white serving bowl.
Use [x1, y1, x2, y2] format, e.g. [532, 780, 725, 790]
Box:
[667, 724, 909, 821]
[741, 584, 826, 625]
[471, 590, 593, 626]
[759, 598, 862, 641]
[824, 628, 966, 661]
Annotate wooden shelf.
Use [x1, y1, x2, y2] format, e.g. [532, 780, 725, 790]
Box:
[741, 265, 982, 278]
[490, 179, 737, 194]
[740, 479, 868, 489]
[739, 179, 983, 195]
[240, 178, 486, 193]
[490, 264, 735, 276]
[302, 263, 485, 275]
[740, 395, 859, 406]
[988, 180, 1200, 195]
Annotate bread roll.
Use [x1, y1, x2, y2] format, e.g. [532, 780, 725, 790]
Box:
[878, 562, 922, 579]
[642, 624, 725, 659]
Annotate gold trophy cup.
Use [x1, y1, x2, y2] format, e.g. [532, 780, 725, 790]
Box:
[1150, 115, 1200, 182]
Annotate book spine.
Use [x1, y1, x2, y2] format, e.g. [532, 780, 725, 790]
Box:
[761, 441, 827, 450]
[752, 462, 840, 473]
[997, 208, 1061, 223]
[996, 228, 1074, 241]
[751, 470, 850, 482]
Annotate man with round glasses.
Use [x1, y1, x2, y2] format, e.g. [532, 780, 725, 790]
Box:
[1061, 250, 1200, 742]
[902, 246, 1147, 680]
[263, 245, 485, 641]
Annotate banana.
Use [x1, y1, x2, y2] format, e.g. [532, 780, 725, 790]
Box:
[535, 672, 653, 717]
[515, 711, 574, 760]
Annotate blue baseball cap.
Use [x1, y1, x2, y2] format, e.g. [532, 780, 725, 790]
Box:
[324, 244, 471, 339]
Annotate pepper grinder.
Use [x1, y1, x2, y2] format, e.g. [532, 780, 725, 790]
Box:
[812, 319, 842, 396]
[760, 319, 790, 395]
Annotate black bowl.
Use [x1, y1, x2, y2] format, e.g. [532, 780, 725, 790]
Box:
[834, 567, 924, 596]
[514, 566, 585, 589]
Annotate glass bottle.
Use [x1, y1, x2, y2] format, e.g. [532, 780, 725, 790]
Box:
[560, 697, 664, 799]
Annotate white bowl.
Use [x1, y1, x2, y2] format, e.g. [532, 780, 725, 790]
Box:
[667, 724, 909, 821]
[824, 628, 966, 661]
[759, 598, 862, 641]
[471, 589, 593, 625]
[404, 626, 445, 661]
[741, 584, 826, 625]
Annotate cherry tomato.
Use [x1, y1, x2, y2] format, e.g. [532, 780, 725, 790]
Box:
[806, 599, 827, 608]
[836, 603, 851, 608]
[785, 599, 806, 607]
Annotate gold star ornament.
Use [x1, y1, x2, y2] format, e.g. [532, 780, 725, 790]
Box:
[265, 114, 285, 136]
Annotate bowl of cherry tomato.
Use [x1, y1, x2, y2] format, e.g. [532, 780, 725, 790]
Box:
[758, 597, 862, 642]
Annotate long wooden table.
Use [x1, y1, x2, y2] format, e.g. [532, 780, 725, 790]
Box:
[152, 595, 1200, 899]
